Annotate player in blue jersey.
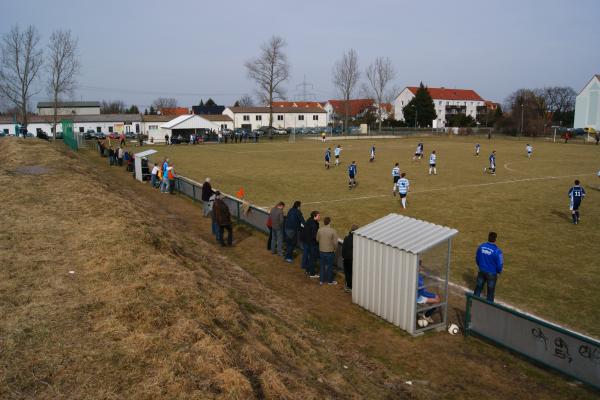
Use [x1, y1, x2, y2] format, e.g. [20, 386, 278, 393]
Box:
[396, 172, 410, 209]
[484, 150, 496, 175]
[391, 163, 400, 196]
[334, 144, 342, 166]
[324, 147, 331, 169]
[475, 143, 480, 157]
[369, 144, 376, 162]
[348, 161, 357, 189]
[568, 179, 586, 224]
[428, 150, 437, 175]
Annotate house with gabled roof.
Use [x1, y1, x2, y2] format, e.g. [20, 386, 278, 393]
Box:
[574, 75, 600, 131]
[394, 86, 486, 127]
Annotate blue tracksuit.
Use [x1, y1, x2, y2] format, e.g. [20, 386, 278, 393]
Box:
[475, 242, 503, 275]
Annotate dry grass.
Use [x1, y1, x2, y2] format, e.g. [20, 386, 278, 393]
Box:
[1, 138, 598, 399]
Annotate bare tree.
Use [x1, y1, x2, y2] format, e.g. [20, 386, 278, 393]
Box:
[101, 100, 126, 114]
[152, 97, 178, 111]
[332, 49, 360, 134]
[245, 36, 290, 132]
[0, 25, 43, 130]
[540, 86, 576, 121]
[236, 94, 255, 107]
[47, 29, 80, 139]
[365, 57, 396, 132]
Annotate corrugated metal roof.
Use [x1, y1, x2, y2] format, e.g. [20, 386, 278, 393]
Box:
[355, 214, 458, 254]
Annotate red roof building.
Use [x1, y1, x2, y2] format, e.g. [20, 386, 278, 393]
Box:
[159, 107, 190, 116]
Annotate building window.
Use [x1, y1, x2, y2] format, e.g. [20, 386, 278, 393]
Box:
[277, 115, 283, 121]
[135, 124, 140, 133]
[298, 115, 304, 121]
[256, 115, 262, 121]
[243, 115, 250, 121]
[439, 101, 442, 105]
[79, 127, 84, 133]
[108, 126, 113, 133]
[313, 115, 319, 121]
[401, 101, 404, 105]
[149, 125, 158, 131]
[96, 126, 101, 133]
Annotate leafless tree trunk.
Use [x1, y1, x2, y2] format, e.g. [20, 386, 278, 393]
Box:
[0, 25, 43, 131]
[365, 57, 395, 132]
[152, 97, 178, 111]
[332, 49, 360, 134]
[48, 30, 80, 139]
[237, 94, 255, 107]
[245, 36, 290, 133]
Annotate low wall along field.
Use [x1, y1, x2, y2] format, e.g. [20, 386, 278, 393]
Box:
[149, 136, 600, 338]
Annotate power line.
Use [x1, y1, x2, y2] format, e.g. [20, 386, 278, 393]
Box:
[294, 75, 316, 101]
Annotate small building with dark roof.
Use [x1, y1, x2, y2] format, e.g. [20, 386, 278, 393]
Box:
[37, 101, 101, 115]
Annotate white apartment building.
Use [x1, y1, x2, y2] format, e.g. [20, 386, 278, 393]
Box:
[394, 87, 486, 127]
[574, 74, 600, 131]
[223, 106, 327, 131]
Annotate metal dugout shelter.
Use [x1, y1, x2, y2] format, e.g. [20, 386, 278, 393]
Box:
[134, 149, 157, 182]
[353, 214, 458, 336]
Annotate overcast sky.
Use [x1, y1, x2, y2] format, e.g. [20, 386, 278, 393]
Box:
[2, 0, 599, 110]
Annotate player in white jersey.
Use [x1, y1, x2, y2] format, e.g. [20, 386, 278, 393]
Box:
[475, 143, 480, 156]
[413, 143, 424, 160]
[428, 150, 437, 175]
[526, 144, 533, 158]
[396, 173, 410, 209]
[334, 145, 342, 166]
[391, 163, 401, 196]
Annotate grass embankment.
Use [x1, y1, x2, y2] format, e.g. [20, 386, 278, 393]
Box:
[1, 137, 597, 399]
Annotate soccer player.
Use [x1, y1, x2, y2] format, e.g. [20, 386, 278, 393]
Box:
[526, 144, 533, 158]
[484, 150, 496, 175]
[475, 143, 480, 156]
[392, 163, 400, 196]
[568, 179, 586, 224]
[348, 161, 357, 189]
[396, 172, 410, 209]
[369, 144, 376, 162]
[428, 150, 437, 175]
[413, 142, 424, 160]
[334, 144, 342, 166]
[324, 147, 331, 169]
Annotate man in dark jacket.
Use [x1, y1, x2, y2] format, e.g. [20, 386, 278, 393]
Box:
[269, 201, 285, 256]
[212, 193, 233, 246]
[284, 201, 305, 263]
[342, 225, 358, 293]
[201, 177, 214, 216]
[300, 211, 320, 278]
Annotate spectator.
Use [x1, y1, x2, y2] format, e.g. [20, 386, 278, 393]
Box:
[209, 191, 220, 242]
[473, 231, 504, 302]
[213, 193, 233, 246]
[108, 147, 115, 166]
[342, 225, 358, 292]
[160, 159, 170, 193]
[266, 213, 273, 251]
[126, 153, 134, 172]
[165, 134, 170, 145]
[201, 177, 215, 216]
[316, 216, 339, 286]
[284, 201, 305, 263]
[117, 146, 124, 166]
[300, 211, 320, 278]
[167, 162, 176, 194]
[119, 132, 126, 147]
[269, 201, 285, 257]
[150, 162, 159, 188]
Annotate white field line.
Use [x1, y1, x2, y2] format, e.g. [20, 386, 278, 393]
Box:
[302, 172, 596, 206]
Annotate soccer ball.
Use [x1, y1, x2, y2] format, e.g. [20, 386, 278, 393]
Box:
[448, 323, 460, 335]
[417, 318, 429, 328]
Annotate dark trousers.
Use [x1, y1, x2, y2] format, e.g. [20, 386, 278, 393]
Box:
[319, 252, 335, 283]
[302, 243, 318, 275]
[168, 179, 175, 194]
[267, 227, 272, 250]
[219, 224, 233, 245]
[474, 271, 497, 302]
[343, 259, 353, 289]
[284, 229, 297, 259]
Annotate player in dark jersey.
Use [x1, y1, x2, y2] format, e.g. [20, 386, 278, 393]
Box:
[324, 147, 331, 169]
[568, 179, 586, 224]
[348, 161, 357, 189]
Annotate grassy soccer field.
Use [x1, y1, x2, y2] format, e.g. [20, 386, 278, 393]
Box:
[148, 135, 600, 336]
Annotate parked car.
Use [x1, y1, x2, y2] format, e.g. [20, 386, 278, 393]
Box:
[125, 132, 136, 139]
[36, 130, 50, 141]
[571, 128, 585, 136]
[332, 126, 343, 135]
[583, 127, 596, 134]
[170, 135, 189, 144]
[95, 132, 105, 139]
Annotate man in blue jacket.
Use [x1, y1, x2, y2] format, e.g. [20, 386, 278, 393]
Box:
[473, 231, 504, 302]
[284, 201, 305, 263]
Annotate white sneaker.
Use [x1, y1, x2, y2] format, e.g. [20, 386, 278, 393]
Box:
[425, 316, 434, 324]
[309, 274, 319, 279]
[328, 281, 338, 286]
